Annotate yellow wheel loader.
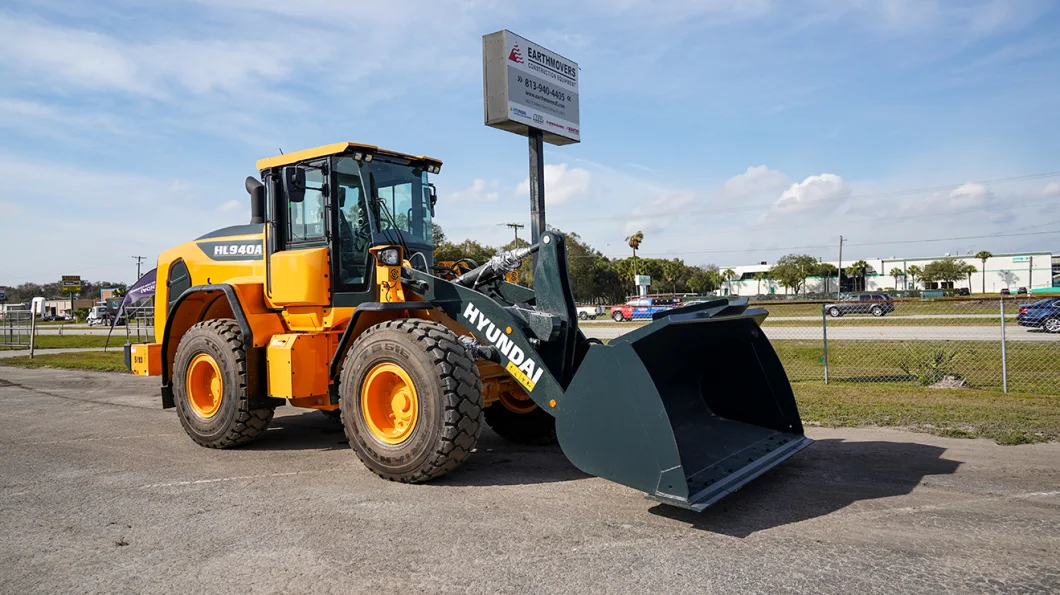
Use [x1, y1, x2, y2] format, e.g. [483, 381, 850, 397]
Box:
[127, 142, 811, 510]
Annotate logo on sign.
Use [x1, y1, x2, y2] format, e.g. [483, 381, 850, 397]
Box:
[508, 46, 524, 64]
[532, 114, 544, 124]
[512, 107, 529, 118]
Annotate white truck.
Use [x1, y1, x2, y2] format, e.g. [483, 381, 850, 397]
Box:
[576, 305, 605, 320]
[86, 305, 111, 326]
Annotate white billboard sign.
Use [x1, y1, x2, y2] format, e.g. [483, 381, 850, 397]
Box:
[483, 30, 580, 145]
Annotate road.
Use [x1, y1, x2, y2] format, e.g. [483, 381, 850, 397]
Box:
[1, 367, 1057, 594]
[583, 324, 1058, 342]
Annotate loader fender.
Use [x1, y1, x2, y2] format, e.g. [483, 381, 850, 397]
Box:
[161, 284, 279, 410]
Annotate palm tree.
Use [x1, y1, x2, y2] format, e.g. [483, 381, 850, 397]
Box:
[974, 251, 992, 294]
[625, 231, 644, 277]
[846, 260, 871, 292]
[907, 265, 923, 290]
[889, 267, 904, 290]
[753, 271, 766, 296]
[722, 268, 737, 295]
[962, 263, 977, 291]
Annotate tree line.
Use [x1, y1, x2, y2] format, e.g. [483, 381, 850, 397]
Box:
[433, 224, 726, 303]
[1, 280, 127, 304]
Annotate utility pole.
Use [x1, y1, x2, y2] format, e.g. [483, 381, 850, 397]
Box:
[836, 235, 844, 299]
[505, 223, 525, 248]
[132, 255, 145, 280]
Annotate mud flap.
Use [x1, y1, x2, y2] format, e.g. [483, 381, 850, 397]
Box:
[555, 300, 812, 510]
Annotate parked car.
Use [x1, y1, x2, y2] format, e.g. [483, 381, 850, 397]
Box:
[1016, 298, 1060, 333]
[1017, 287, 1028, 295]
[956, 288, 970, 296]
[576, 305, 605, 320]
[1000, 288, 1011, 295]
[823, 293, 895, 317]
[610, 297, 679, 322]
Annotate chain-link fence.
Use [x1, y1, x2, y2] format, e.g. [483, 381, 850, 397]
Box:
[579, 295, 1060, 395]
[761, 296, 1060, 395]
[1, 309, 32, 349]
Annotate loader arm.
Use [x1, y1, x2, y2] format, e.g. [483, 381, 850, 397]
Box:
[411, 230, 812, 511]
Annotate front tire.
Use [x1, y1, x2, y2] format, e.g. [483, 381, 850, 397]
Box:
[172, 319, 274, 448]
[339, 319, 483, 483]
[828, 307, 842, 318]
[1044, 317, 1060, 334]
[612, 311, 625, 322]
[578, 312, 589, 320]
[871, 306, 885, 317]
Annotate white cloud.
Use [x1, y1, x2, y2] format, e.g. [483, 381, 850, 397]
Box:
[770, 173, 851, 213]
[900, 181, 1014, 223]
[516, 164, 592, 205]
[720, 165, 789, 199]
[448, 179, 500, 203]
[217, 200, 243, 213]
[1040, 182, 1060, 197]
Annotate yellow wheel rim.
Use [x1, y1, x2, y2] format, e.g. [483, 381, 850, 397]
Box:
[499, 390, 537, 414]
[361, 363, 419, 444]
[186, 353, 223, 418]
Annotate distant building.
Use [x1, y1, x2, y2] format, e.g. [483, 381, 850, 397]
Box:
[721, 251, 1055, 296]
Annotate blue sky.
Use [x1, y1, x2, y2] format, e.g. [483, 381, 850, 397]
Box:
[1, 0, 1059, 284]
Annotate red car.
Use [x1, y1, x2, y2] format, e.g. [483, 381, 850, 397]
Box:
[610, 297, 679, 322]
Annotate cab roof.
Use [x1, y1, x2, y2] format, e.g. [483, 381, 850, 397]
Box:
[256, 142, 443, 171]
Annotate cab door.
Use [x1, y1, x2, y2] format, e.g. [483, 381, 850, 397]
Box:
[265, 160, 332, 307]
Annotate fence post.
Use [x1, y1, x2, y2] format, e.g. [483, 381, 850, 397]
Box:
[29, 311, 36, 359]
[822, 303, 829, 384]
[1000, 296, 1008, 394]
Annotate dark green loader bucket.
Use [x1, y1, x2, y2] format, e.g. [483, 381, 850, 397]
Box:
[556, 299, 812, 510]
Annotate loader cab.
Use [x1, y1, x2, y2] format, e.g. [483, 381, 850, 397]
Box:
[259, 143, 440, 307]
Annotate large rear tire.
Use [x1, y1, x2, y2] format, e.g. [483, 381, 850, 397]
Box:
[339, 319, 483, 483]
[172, 319, 274, 448]
[484, 394, 557, 445]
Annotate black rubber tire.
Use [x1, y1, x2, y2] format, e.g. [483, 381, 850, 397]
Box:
[612, 311, 625, 322]
[339, 319, 483, 483]
[871, 306, 884, 317]
[828, 307, 842, 318]
[1044, 317, 1060, 334]
[578, 312, 589, 320]
[484, 401, 556, 445]
[172, 319, 274, 448]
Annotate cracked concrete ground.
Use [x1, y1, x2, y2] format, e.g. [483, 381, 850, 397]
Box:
[0, 367, 1057, 594]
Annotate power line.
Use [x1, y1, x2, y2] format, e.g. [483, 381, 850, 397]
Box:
[503, 222, 525, 246]
[131, 255, 146, 280]
[576, 229, 1060, 259]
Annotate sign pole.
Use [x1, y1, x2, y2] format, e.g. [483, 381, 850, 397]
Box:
[528, 128, 546, 267]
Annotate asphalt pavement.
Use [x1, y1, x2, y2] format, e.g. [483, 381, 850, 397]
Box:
[1, 367, 1057, 594]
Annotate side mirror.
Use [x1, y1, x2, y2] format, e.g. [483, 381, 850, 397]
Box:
[282, 166, 306, 203]
[428, 183, 438, 217]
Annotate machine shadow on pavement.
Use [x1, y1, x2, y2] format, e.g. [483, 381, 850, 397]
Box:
[248, 411, 588, 486]
[246, 411, 350, 452]
[648, 439, 962, 537]
[433, 431, 590, 488]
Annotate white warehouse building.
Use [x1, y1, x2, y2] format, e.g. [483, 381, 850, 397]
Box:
[721, 251, 1057, 296]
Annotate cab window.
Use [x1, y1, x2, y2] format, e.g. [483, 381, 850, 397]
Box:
[287, 168, 326, 243]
